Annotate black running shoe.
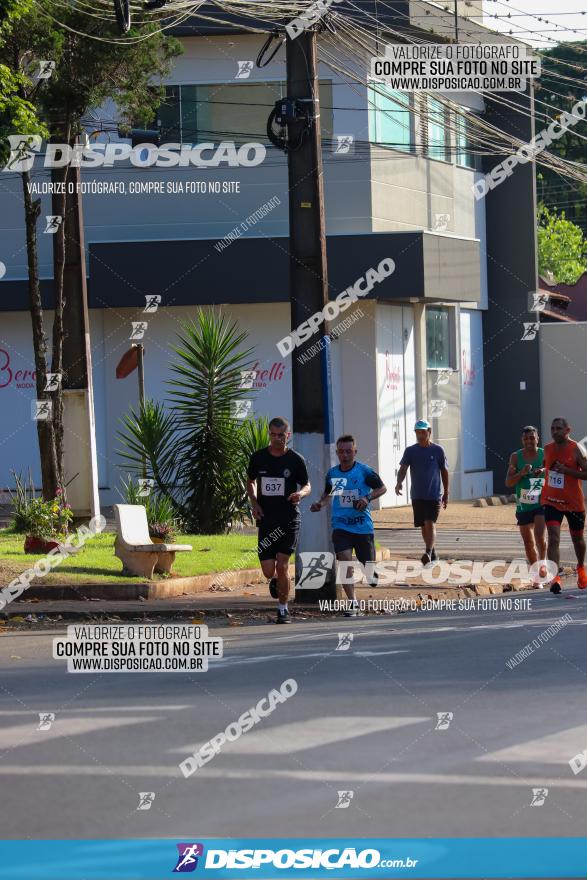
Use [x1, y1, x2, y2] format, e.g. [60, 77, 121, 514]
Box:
[269, 577, 278, 598]
[421, 551, 431, 565]
[430, 548, 438, 562]
[276, 608, 292, 624]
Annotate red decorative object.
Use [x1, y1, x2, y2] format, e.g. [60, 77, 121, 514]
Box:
[24, 535, 60, 554]
[116, 347, 139, 379]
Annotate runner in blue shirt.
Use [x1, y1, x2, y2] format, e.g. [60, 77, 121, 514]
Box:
[396, 419, 449, 565]
[311, 434, 387, 616]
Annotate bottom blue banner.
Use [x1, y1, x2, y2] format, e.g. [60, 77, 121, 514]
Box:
[0, 837, 585, 879]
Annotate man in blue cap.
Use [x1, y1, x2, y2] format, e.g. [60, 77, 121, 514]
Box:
[395, 419, 449, 564]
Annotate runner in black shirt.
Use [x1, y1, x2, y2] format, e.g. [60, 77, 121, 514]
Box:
[247, 416, 311, 624]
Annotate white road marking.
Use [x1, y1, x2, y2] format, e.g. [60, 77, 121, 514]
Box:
[214, 649, 408, 667]
[0, 716, 160, 750]
[172, 715, 428, 756]
[0, 706, 190, 716]
[224, 630, 403, 650]
[477, 724, 587, 765]
[1, 766, 587, 790]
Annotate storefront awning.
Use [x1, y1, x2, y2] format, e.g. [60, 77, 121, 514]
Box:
[0, 230, 481, 311]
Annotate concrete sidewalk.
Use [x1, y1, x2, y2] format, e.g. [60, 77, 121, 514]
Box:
[0, 501, 556, 622]
[3, 575, 542, 625]
[372, 499, 518, 531]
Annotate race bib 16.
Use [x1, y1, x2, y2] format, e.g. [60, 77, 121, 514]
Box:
[547, 471, 564, 490]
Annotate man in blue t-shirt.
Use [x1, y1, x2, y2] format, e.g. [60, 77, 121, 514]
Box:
[311, 434, 387, 616]
[396, 419, 449, 565]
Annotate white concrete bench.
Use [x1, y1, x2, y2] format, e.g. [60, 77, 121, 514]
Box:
[113, 504, 192, 579]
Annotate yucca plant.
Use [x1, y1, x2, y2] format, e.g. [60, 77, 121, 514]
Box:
[234, 415, 270, 520]
[168, 310, 255, 533]
[117, 309, 269, 533]
[118, 401, 183, 507]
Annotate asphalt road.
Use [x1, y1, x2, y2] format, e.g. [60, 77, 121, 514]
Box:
[376, 528, 577, 563]
[1, 591, 587, 840]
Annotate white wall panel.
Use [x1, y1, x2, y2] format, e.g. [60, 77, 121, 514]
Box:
[460, 308, 486, 471]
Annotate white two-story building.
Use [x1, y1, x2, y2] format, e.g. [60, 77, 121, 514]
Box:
[0, 1, 541, 508]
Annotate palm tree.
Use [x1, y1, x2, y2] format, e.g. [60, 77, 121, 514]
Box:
[118, 309, 269, 533]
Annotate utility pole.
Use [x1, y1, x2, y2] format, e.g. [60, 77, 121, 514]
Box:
[284, 29, 337, 601]
[52, 162, 100, 519]
[136, 343, 147, 480]
[136, 343, 146, 409]
[115, 343, 147, 478]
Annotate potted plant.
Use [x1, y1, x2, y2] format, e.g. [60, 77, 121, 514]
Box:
[149, 521, 175, 544]
[10, 474, 73, 553]
[24, 491, 73, 553]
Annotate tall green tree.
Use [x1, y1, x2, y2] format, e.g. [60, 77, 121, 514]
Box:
[538, 204, 587, 285]
[0, 1, 181, 499]
[1, 0, 52, 495]
[536, 40, 587, 233]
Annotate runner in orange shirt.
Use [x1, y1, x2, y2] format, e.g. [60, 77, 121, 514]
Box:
[541, 417, 587, 594]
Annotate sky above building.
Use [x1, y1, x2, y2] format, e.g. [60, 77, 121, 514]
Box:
[483, 0, 587, 47]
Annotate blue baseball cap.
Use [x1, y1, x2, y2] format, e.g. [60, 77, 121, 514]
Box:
[414, 419, 431, 431]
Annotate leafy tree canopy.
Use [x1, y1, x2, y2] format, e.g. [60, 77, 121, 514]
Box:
[536, 40, 587, 232]
[0, 0, 47, 165]
[538, 204, 587, 285]
[0, 0, 182, 144]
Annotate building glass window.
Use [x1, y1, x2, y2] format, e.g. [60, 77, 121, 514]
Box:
[455, 113, 475, 169]
[427, 97, 448, 162]
[156, 81, 333, 144]
[368, 85, 412, 151]
[158, 84, 181, 140]
[426, 306, 451, 368]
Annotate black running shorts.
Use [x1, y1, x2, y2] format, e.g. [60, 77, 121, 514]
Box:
[516, 507, 545, 527]
[412, 499, 441, 527]
[258, 521, 300, 560]
[332, 529, 376, 565]
[543, 505, 585, 535]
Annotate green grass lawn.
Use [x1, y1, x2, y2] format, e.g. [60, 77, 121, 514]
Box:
[0, 530, 259, 585]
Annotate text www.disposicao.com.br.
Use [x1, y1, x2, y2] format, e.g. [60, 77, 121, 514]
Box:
[69, 657, 201, 671]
